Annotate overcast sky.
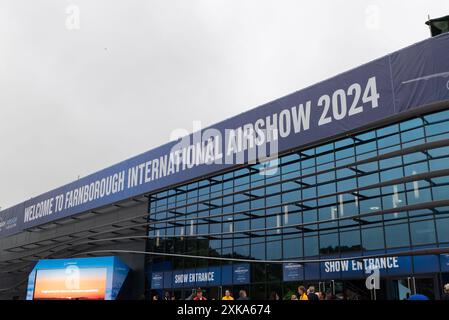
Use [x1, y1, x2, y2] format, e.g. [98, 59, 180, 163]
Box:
[0, 0, 448, 210]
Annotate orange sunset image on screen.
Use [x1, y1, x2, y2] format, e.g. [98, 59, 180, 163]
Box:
[33, 267, 107, 300]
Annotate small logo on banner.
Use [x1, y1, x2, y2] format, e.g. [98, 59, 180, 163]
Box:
[65, 265, 81, 290]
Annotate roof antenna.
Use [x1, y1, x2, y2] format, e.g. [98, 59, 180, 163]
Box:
[427, 14, 432, 36]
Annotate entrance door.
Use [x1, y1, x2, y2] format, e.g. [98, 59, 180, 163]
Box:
[318, 280, 335, 297]
[388, 276, 437, 300]
[342, 280, 372, 300]
[319, 280, 370, 300]
[412, 276, 437, 300]
[207, 287, 221, 300]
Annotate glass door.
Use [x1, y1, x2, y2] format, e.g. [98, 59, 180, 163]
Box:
[412, 276, 437, 300]
[342, 280, 372, 300]
[207, 286, 221, 300]
[388, 276, 437, 300]
[319, 280, 336, 299]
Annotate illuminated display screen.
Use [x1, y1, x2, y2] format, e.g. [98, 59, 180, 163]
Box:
[33, 267, 107, 300]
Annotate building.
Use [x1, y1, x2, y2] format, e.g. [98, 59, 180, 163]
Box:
[1, 32, 449, 300]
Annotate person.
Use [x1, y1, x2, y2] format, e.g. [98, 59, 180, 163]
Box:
[326, 291, 336, 300]
[193, 288, 207, 300]
[290, 294, 298, 300]
[222, 290, 234, 300]
[317, 291, 326, 301]
[237, 290, 249, 300]
[152, 294, 159, 301]
[298, 286, 308, 300]
[163, 291, 171, 300]
[307, 286, 319, 301]
[269, 291, 280, 300]
[442, 283, 449, 300]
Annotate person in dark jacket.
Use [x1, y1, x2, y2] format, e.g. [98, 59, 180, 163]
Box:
[163, 291, 171, 300]
[307, 286, 319, 301]
[237, 290, 249, 300]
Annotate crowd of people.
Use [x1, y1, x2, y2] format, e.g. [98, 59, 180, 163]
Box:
[269, 286, 327, 301]
[151, 288, 249, 301]
[151, 282, 449, 301]
[288, 286, 321, 300]
[151, 286, 336, 301]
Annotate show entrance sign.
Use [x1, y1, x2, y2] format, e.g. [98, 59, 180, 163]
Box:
[151, 264, 250, 289]
[283, 255, 449, 282]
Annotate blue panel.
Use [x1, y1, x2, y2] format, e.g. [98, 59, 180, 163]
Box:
[208, 266, 222, 286]
[163, 265, 248, 287]
[233, 264, 250, 284]
[172, 267, 221, 288]
[3, 34, 449, 238]
[386, 256, 412, 276]
[173, 269, 190, 288]
[320, 261, 342, 280]
[163, 271, 172, 289]
[0, 205, 24, 238]
[413, 255, 440, 274]
[283, 263, 304, 282]
[319, 255, 411, 280]
[440, 254, 449, 272]
[320, 255, 341, 280]
[304, 262, 320, 280]
[221, 265, 233, 285]
[390, 33, 449, 113]
[151, 272, 163, 289]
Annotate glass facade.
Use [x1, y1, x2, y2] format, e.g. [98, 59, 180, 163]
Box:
[145, 108, 449, 300]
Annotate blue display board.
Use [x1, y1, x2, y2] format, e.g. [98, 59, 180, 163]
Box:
[283, 263, 304, 282]
[232, 264, 250, 284]
[1, 34, 449, 238]
[26, 256, 129, 300]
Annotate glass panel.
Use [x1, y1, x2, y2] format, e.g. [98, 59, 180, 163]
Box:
[436, 218, 449, 243]
[362, 227, 385, 250]
[410, 220, 436, 246]
[385, 223, 410, 248]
